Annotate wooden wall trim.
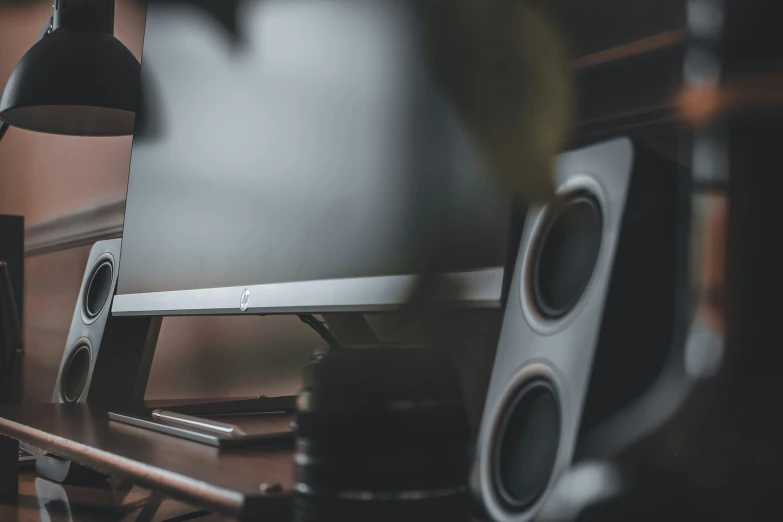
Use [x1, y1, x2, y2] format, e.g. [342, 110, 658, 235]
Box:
[25, 200, 125, 257]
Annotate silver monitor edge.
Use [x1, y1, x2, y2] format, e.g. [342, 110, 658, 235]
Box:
[111, 266, 504, 316]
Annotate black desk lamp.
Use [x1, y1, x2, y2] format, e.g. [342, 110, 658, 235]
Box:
[0, 0, 140, 138]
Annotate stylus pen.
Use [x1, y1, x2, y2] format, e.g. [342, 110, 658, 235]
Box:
[151, 409, 246, 437]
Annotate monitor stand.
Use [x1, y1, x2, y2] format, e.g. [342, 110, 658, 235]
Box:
[321, 313, 379, 348]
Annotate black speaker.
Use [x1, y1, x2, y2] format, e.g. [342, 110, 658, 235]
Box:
[472, 138, 686, 522]
[51, 239, 160, 405]
[0, 215, 24, 404]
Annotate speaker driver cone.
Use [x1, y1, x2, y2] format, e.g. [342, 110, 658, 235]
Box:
[531, 193, 602, 319]
[81, 254, 114, 323]
[61, 340, 91, 403]
[492, 379, 561, 512]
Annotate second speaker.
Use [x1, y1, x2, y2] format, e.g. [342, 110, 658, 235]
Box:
[52, 239, 160, 405]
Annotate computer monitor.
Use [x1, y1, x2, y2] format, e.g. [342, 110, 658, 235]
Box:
[112, 0, 511, 316]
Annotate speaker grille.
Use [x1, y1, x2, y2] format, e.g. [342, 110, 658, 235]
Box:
[62, 340, 91, 403]
[81, 254, 114, 324]
[531, 192, 602, 319]
[492, 379, 561, 512]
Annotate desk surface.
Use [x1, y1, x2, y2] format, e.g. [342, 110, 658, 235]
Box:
[1, 470, 229, 522]
[0, 405, 293, 520]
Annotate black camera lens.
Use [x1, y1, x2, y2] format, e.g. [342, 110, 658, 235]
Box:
[293, 348, 471, 522]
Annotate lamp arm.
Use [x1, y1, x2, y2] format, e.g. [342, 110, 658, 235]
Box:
[0, 16, 53, 143]
[36, 16, 54, 41]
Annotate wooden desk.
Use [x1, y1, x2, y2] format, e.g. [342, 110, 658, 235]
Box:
[0, 405, 293, 521]
[0, 469, 231, 522]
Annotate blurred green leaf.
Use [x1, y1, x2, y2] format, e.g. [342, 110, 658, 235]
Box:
[417, 0, 573, 203]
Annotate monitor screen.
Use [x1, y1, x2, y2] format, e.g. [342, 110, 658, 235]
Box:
[114, 0, 510, 316]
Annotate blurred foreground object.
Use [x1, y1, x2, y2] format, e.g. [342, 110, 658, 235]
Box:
[405, 0, 574, 313]
[417, 0, 573, 202]
[558, 0, 783, 520]
[0, 0, 140, 136]
[293, 348, 471, 522]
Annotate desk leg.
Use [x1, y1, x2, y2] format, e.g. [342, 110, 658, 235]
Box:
[0, 435, 18, 502]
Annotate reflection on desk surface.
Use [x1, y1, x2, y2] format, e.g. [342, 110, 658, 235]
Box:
[0, 471, 230, 522]
[194, 413, 293, 437]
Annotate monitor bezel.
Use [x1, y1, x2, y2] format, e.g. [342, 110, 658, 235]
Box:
[111, 266, 504, 316]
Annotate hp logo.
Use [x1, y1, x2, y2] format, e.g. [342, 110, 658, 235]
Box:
[239, 289, 251, 311]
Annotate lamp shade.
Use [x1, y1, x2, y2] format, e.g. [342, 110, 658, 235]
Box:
[0, 28, 140, 136]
